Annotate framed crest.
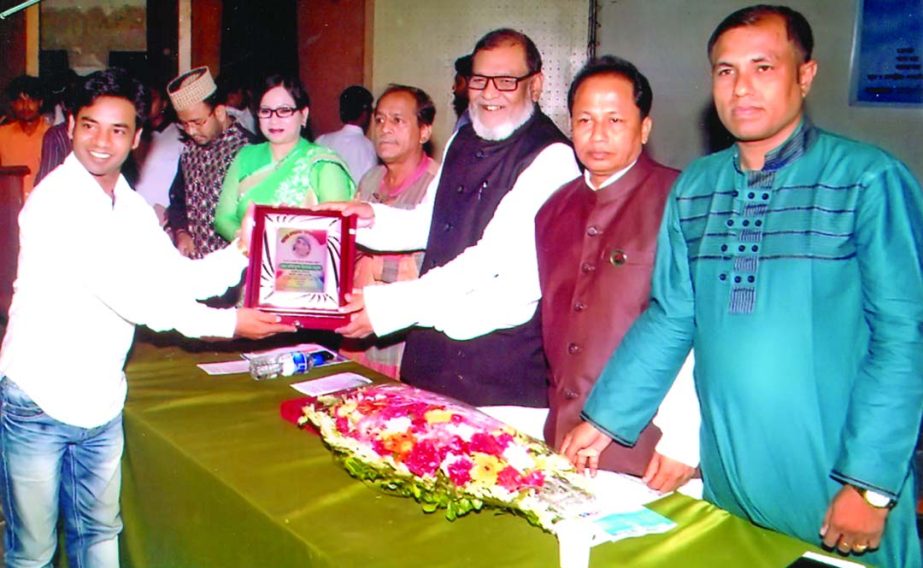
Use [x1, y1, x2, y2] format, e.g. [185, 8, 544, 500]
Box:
[244, 206, 356, 330]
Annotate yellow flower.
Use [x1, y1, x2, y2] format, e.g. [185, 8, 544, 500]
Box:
[470, 453, 501, 485]
[424, 409, 454, 424]
[336, 400, 358, 418]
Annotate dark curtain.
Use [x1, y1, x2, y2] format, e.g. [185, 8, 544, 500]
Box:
[220, 0, 298, 88]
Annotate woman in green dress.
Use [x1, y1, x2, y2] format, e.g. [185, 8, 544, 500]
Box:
[214, 74, 356, 241]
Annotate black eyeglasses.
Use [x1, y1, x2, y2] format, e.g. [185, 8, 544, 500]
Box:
[467, 73, 535, 92]
[257, 106, 299, 119]
[177, 109, 214, 131]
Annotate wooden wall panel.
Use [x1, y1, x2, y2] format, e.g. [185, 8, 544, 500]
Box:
[297, 0, 368, 137]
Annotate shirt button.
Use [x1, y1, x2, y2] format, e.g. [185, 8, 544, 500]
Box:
[609, 250, 628, 266]
[586, 226, 600, 237]
[742, 220, 750, 227]
[761, 193, 770, 200]
[738, 245, 746, 252]
[732, 190, 739, 197]
[475, 150, 487, 159]
[581, 262, 596, 273]
[719, 273, 727, 281]
[456, 185, 464, 193]
[726, 219, 735, 227]
[748, 275, 756, 283]
[755, 219, 763, 227]
[747, 192, 755, 199]
[567, 343, 581, 355]
[721, 244, 728, 252]
[574, 301, 586, 312]
[751, 245, 759, 252]
[443, 223, 453, 232]
[734, 276, 742, 283]
[563, 389, 579, 400]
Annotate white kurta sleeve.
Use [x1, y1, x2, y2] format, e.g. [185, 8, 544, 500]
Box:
[363, 142, 579, 338]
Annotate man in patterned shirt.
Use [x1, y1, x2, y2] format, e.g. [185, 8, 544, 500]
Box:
[166, 67, 255, 259]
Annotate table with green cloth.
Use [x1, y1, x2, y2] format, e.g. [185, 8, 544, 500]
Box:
[119, 339, 858, 567]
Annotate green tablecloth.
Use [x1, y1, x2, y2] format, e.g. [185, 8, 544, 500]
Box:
[119, 339, 853, 567]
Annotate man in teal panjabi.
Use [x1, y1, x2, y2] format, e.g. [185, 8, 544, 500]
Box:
[561, 5, 923, 567]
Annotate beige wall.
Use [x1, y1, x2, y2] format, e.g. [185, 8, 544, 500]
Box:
[371, 0, 588, 156]
[598, 0, 923, 180]
[40, 0, 146, 74]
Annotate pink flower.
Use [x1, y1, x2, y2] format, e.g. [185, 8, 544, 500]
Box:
[497, 466, 523, 491]
[495, 432, 514, 448]
[372, 439, 390, 457]
[469, 432, 504, 456]
[444, 435, 467, 455]
[447, 458, 473, 486]
[522, 470, 545, 489]
[405, 439, 441, 477]
[335, 416, 350, 434]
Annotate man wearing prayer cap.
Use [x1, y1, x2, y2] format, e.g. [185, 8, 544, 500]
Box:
[166, 66, 255, 259]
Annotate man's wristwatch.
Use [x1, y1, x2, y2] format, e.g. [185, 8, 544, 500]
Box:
[855, 486, 897, 509]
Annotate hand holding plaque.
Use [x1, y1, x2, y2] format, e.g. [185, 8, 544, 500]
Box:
[243, 206, 357, 330]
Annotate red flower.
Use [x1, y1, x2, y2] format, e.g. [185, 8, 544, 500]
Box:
[335, 416, 350, 434]
[405, 439, 441, 477]
[522, 470, 545, 489]
[447, 458, 473, 486]
[497, 466, 524, 491]
[372, 439, 390, 457]
[469, 432, 504, 456]
[444, 435, 467, 455]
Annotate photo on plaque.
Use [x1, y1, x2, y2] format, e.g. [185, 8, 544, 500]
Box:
[244, 206, 356, 329]
[275, 228, 327, 294]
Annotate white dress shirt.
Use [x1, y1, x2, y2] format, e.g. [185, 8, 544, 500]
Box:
[316, 124, 377, 182]
[358, 138, 580, 340]
[135, 122, 184, 221]
[0, 154, 247, 428]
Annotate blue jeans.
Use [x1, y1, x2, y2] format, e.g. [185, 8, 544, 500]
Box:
[0, 378, 123, 568]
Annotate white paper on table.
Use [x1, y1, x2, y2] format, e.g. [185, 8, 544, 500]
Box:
[584, 471, 664, 511]
[477, 405, 549, 441]
[289, 372, 372, 396]
[797, 552, 865, 567]
[197, 360, 251, 375]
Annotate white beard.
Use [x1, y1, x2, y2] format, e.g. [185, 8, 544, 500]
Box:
[469, 100, 536, 141]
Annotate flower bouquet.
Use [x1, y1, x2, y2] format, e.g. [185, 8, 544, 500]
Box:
[298, 383, 595, 531]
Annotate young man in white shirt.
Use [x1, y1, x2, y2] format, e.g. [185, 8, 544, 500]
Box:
[0, 68, 293, 567]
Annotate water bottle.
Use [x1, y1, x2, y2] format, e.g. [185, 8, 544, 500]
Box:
[249, 350, 335, 380]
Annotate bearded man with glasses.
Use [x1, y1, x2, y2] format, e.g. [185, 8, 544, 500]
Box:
[320, 28, 580, 409]
[165, 67, 255, 260]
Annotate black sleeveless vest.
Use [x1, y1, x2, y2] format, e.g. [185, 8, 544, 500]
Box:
[399, 108, 569, 407]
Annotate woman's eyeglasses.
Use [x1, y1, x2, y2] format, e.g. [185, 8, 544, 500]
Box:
[257, 106, 299, 119]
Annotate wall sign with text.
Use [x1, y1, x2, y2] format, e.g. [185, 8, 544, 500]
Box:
[850, 0, 923, 106]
